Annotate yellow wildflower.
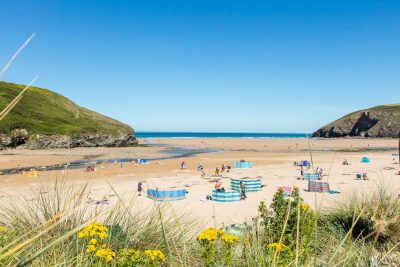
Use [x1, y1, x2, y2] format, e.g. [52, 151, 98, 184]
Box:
[267, 242, 288, 251]
[144, 249, 166, 263]
[86, 244, 97, 253]
[78, 223, 108, 240]
[95, 248, 116, 262]
[221, 234, 239, 244]
[197, 228, 224, 243]
[89, 238, 97, 245]
[0, 226, 5, 233]
[300, 203, 310, 212]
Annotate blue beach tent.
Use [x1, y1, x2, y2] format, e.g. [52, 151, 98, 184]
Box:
[361, 157, 370, 163]
[299, 160, 311, 167]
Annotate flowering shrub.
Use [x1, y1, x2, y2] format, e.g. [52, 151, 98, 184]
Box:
[197, 228, 239, 266]
[258, 187, 316, 265]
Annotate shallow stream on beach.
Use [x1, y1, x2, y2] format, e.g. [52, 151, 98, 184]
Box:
[0, 143, 222, 175]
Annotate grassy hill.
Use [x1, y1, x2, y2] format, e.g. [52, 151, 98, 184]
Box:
[0, 81, 133, 136]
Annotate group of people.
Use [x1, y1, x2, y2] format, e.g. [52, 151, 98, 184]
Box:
[196, 162, 231, 177]
[356, 172, 368, 180]
[214, 163, 231, 177]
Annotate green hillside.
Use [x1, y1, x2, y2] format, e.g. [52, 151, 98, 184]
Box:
[0, 81, 133, 135]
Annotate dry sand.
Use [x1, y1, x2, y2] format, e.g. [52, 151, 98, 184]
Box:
[0, 138, 399, 227]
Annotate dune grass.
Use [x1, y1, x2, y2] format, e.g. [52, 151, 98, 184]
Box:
[0, 180, 399, 266]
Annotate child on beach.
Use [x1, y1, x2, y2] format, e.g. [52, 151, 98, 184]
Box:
[181, 161, 187, 169]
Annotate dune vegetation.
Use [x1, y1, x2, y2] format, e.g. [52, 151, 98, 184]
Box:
[0, 180, 399, 266]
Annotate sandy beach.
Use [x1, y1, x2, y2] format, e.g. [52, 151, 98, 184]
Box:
[0, 138, 399, 227]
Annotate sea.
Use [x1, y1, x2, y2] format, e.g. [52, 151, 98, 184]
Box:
[135, 132, 309, 138]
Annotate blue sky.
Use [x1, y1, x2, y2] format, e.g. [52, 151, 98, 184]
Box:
[0, 0, 399, 133]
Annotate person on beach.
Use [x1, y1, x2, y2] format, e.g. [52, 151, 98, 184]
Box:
[137, 181, 143, 196]
[221, 163, 226, 172]
[197, 162, 204, 172]
[319, 168, 323, 179]
[240, 181, 247, 199]
[226, 165, 231, 173]
[215, 180, 224, 192]
[300, 168, 304, 179]
[215, 167, 220, 177]
[181, 161, 187, 169]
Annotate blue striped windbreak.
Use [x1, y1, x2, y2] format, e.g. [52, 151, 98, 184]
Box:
[303, 173, 320, 180]
[234, 162, 252, 168]
[230, 178, 262, 192]
[147, 189, 187, 201]
[211, 190, 241, 202]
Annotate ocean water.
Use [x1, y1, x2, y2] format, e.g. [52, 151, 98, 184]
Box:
[135, 132, 309, 138]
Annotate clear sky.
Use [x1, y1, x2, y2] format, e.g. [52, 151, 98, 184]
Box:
[0, 0, 399, 133]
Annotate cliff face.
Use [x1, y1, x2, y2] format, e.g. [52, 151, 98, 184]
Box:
[312, 105, 400, 138]
[0, 81, 137, 149]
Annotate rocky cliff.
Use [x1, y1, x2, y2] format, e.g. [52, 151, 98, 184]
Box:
[312, 104, 400, 138]
[0, 81, 137, 149]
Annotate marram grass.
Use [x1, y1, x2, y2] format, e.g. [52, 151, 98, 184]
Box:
[0, 180, 399, 266]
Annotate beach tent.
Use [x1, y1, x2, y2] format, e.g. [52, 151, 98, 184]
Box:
[361, 157, 370, 163]
[303, 173, 320, 180]
[147, 189, 187, 201]
[234, 162, 253, 168]
[138, 159, 149, 164]
[230, 178, 262, 192]
[298, 160, 311, 167]
[211, 190, 241, 202]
